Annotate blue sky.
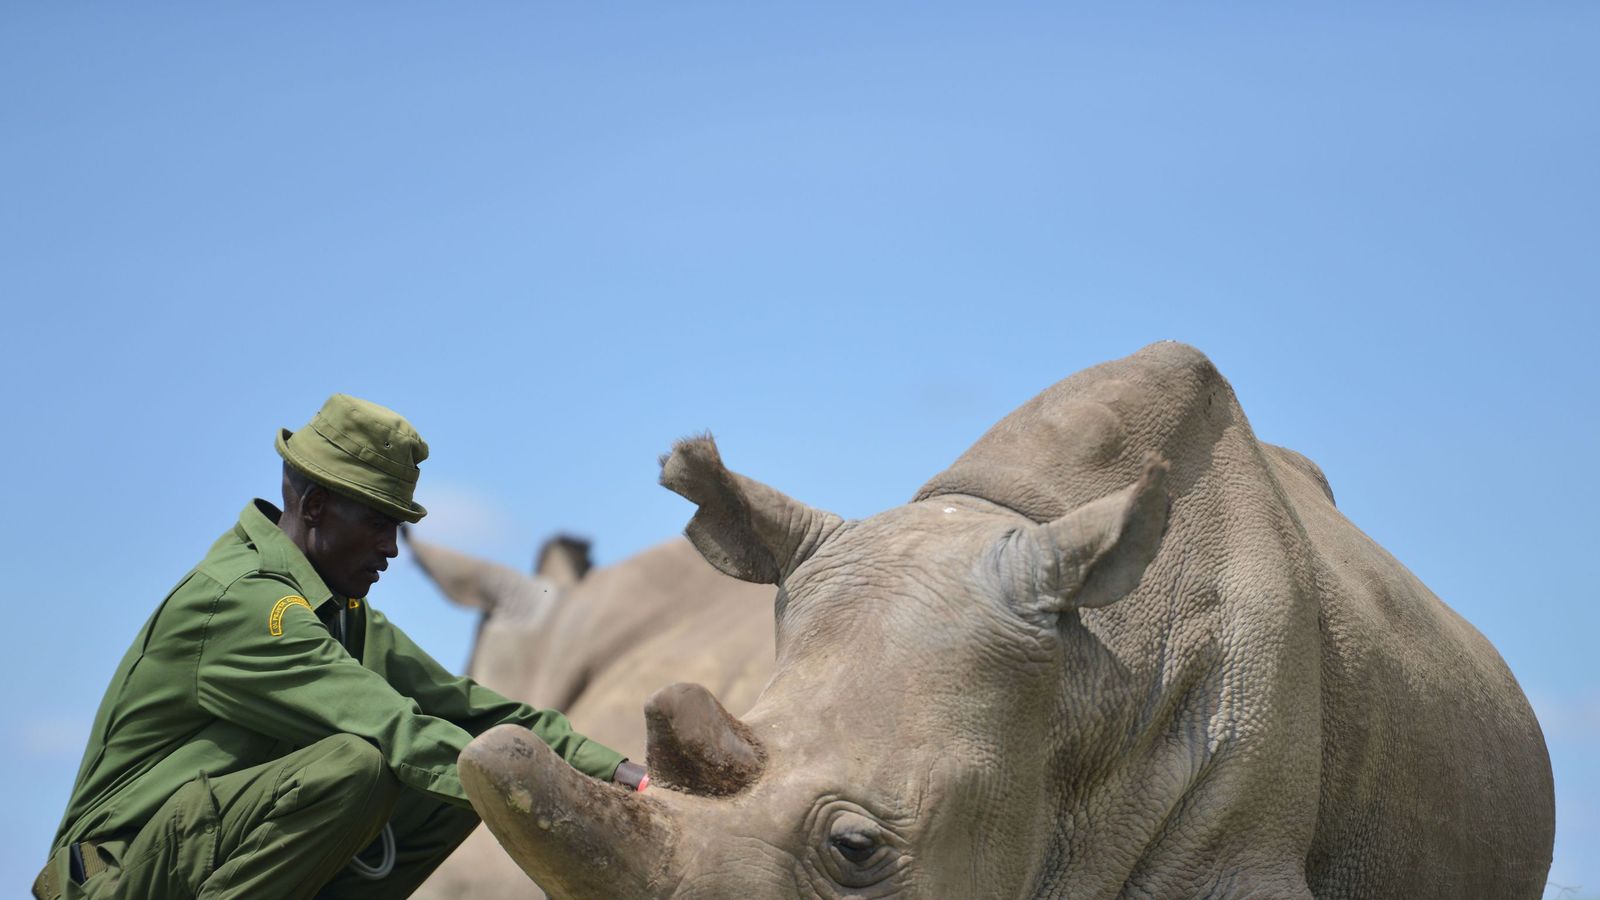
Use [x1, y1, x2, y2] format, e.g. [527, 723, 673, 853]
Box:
[2, 3, 1596, 895]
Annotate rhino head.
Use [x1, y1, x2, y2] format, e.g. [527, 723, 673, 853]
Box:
[461, 434, 1170, 898]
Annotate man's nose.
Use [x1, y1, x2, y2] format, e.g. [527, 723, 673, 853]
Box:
[380, 525, 400, 558]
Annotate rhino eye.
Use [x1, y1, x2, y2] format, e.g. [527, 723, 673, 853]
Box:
[813, 805, 902, 888]
[830, 832, 877, 864]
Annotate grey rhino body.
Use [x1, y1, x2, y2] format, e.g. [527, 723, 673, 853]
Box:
[408, 536, 774, 900]
[461, 342, 1555, 899]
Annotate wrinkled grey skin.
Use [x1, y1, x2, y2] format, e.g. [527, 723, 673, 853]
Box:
[461, 342, 1555, 899]
[408, 535, 774, 900]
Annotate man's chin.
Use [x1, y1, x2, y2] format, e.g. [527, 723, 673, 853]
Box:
[335, 574, 379, 599]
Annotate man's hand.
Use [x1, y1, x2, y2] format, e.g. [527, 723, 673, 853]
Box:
[614, 760, 649, 791]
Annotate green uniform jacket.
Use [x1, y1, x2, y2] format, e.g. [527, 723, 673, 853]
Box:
[50, 500, 623, 856]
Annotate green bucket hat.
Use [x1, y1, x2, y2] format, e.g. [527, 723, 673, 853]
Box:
[275, 394, 429, 523]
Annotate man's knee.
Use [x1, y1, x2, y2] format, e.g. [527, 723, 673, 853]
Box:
[298, 733, 400, 809]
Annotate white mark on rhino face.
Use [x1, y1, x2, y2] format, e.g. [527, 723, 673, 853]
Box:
[507, 786, 533, 814]
[944, 507, 957, 514]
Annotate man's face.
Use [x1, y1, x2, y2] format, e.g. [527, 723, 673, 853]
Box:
[304, 488, 401, 598]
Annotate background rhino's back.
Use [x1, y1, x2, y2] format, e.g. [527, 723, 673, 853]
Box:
[564, 576, 776, 758]
[513, 538, 773, 710]
[414, 539, 776, 900]
[1262, 445, 1555, 898]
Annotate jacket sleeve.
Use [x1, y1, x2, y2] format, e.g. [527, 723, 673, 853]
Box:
[192, 577, 614, 805]
[365, 605, 624, 782]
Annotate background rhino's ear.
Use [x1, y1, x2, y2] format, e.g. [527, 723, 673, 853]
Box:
[659, 435, 843, 584]
[1028, 454, 1171, 613]
[404, 528, 521, 614]
[533, 533, 592, 588]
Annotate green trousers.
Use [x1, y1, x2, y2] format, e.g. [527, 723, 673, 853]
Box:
[37, 734, 480, 900]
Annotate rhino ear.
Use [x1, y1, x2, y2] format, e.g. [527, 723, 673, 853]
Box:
[534, 534, 592, 588]
[659, 435, 843, 584]
[1026, 454, 1171, 614]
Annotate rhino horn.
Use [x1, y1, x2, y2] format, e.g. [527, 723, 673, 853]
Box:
[646, 682, 766, 796]
[460, 724, 679, 898]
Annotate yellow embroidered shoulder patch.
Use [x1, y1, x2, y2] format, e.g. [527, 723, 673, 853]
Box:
[269, 595, 313, 636]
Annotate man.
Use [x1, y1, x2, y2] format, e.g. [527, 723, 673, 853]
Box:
[35, 394, 646, 899]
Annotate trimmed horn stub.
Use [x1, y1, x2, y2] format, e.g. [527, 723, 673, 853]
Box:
[460, 725, 680, 898]
[645, 682, 766, 797]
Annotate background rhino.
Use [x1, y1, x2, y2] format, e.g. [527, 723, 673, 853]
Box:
[461, 342, 1555, 899]
[406, 534, 775, 900]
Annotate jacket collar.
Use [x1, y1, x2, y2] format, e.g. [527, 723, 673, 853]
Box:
[237, 499, 338, 608]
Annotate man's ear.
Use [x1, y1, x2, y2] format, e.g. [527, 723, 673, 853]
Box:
[1021, 454, 1171, 616]
[659, 435, 843, 584]
[300, 484, 328, 527]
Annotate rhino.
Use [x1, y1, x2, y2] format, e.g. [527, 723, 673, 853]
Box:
[459, 342, 1555, 899]
[406, 533, 775, 900]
